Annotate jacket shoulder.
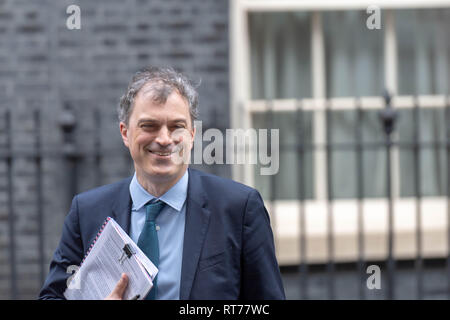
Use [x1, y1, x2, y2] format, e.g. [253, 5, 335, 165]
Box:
[75, 176, 132, 204]
[189, 168, 257, 200]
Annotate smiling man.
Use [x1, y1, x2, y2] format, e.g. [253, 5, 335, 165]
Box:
[120, 78, 195, 197]
[39, 67, 285, 300]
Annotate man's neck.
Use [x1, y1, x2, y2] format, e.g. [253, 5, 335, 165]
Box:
[135, 169, 187, 198]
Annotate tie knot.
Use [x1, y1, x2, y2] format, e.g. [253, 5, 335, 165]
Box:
[145, 199, 165, 222]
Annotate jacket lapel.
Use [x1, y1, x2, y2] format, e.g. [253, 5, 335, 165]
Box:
[111, 177, 133, 234]
[180, 169, 211, 299]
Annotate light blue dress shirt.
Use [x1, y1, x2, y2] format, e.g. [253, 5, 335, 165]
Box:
[129, 170, 187, 300]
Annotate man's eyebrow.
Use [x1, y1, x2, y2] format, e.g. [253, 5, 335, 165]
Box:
[171, 119, 187, 124]
[137, 118, 188, 126]
[137, 118, 159, 125]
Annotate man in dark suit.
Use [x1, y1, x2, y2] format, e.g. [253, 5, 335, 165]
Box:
[39, 67, 285, 300]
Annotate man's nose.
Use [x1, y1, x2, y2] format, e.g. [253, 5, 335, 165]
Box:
[154, 126, 173, 146]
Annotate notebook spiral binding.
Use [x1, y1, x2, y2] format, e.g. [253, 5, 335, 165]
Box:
[80, 216, 111, 266]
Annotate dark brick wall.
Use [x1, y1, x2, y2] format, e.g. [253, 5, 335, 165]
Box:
[0, 0, 229, 299]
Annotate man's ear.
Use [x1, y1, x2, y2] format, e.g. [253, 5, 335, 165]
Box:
[119, 122, 129, 148]
[190, 125, 196, 150]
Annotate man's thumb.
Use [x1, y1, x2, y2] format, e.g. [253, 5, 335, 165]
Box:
[106, 273, 128, 300]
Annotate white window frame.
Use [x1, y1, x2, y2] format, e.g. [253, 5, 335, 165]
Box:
[231, 0, 450, 265]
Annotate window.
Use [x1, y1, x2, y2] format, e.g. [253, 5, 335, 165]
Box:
[253, 110, 315, 200]
[231, 0, 450, 264]
[249, 12, 312, 100]
[323, 11, 384, 98]
[396, 9, 450, 95]
[236, 5, 449, 200]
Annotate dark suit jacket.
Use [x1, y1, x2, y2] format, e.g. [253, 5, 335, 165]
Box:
[39, 168, 285, 299]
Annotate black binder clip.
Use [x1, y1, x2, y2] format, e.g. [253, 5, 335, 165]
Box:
[118, 243, 135, 265]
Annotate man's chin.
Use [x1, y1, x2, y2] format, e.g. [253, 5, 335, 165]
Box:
[145, 166, 185, 181]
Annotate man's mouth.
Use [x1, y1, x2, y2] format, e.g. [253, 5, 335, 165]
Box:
[147, 149, 178, 156]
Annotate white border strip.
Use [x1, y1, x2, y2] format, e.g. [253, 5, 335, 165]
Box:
[247, 95, 450, 112]
[242, 0, 450, 12]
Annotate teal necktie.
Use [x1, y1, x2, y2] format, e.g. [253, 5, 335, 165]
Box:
[137, 199, 165, 300]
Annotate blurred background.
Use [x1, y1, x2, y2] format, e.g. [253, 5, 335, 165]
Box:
[0, 0, 449, 299]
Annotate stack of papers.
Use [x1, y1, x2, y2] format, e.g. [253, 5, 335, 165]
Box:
[64, 217, 158, 300]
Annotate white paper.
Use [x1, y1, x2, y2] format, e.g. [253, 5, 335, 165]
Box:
[111, 220, 159, 280]
[64, 217, 158, 300]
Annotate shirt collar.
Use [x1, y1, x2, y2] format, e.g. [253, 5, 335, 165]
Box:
[129, 170, 188, 212]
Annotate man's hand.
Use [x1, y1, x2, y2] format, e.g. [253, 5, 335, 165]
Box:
[105, 273, 129, 300]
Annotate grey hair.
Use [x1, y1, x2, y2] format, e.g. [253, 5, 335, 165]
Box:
[118, 66, 199, 125]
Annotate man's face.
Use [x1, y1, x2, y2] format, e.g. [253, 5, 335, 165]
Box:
[120, 86, 195, 185]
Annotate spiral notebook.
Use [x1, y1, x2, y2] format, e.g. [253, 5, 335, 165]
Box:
[64, 217, 158, 300]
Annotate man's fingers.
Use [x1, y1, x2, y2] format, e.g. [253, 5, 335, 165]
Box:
[115, 273, 129, 296]
[105, 273, 129, 300]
